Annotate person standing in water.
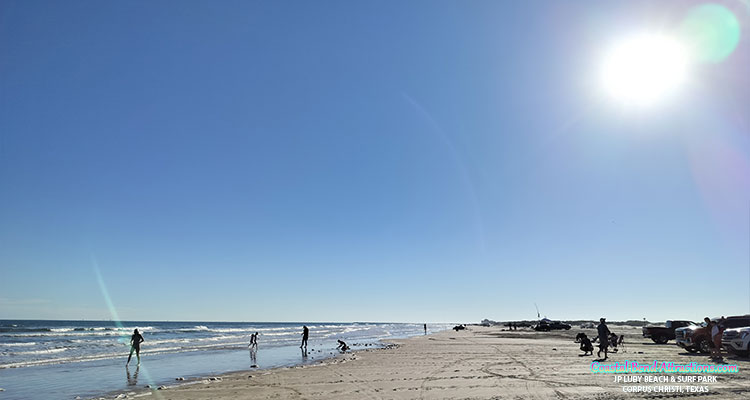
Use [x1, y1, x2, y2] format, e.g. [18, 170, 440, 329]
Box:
[424, 323, 427, 335]
[126, 329, 145, 365]
[300, 325, 309, 349]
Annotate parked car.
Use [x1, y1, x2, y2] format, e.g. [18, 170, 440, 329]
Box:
[642, 320, 694, 344]
[676, 316, 750, 353]
[534, 319, 571, 331]
[722, 326, 750, 357]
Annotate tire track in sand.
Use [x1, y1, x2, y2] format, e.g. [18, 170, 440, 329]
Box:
[468, 338, 572, 400]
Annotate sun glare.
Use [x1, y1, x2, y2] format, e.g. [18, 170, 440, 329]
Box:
[601, 34, 688, 107]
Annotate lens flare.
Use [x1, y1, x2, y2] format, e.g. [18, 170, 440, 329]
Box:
[92, 255, 164, 399]
[680, 4, 741, 63]
[92, 256, 125, 333]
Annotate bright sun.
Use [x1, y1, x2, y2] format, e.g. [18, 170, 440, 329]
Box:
[601, 34, 688, 107]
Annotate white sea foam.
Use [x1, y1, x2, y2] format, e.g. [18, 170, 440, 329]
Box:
[1, 342, 37, 347]
[4, 331, 126, 338]
[0, 351, 125, 369]
[8, 347, 69, 356]
[258, 331, 296, 337]
[0, 341, 248, 369]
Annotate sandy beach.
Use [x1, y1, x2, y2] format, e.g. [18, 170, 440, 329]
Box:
[134, 325, 750, 400]
[5, 2, 749, 400]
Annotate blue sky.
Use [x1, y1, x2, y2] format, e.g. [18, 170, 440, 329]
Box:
[1, 0, 748, 323]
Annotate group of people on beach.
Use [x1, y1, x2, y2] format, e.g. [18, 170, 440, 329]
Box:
[124, 325, 353, 365]
[576, 316, 730, 362]
[575, 318, 624, 359]
[299, 325, 348, 353]
[125, 323, 432, 365]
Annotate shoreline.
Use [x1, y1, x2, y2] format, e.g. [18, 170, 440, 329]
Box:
[96, 341, 402, 400]
[106, 325, 750, 400]
[1, 321, 448, 399]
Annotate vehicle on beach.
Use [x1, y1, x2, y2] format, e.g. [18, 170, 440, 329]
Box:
[642, 320, 694, 344]
[676, 316, 750, 353]
[534, 319, 571, 331]
[675, 323, 708, 353]
[721, 326, 750, 357]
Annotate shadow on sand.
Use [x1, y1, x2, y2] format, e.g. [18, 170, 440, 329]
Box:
[677, 351, 709, 357]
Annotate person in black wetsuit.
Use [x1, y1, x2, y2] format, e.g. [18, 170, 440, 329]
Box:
[300, 325, 309, 349]
[126, 329, 145, 365]
[596, 318, 611, 359]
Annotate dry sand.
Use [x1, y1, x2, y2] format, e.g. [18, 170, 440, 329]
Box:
[140, 326, 750, 400]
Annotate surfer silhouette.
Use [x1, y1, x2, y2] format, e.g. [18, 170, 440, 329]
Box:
[126, 329, 145, 365]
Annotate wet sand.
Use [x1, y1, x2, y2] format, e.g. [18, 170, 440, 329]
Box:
[136, 325, 750, 399]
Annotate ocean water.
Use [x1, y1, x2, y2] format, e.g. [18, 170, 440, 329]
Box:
[0, 320, 452, 399]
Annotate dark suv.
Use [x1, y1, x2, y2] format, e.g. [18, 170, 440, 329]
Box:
[534, 319, 571, 331]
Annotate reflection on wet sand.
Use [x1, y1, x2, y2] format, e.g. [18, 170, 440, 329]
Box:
[126, 365, 139, 387]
